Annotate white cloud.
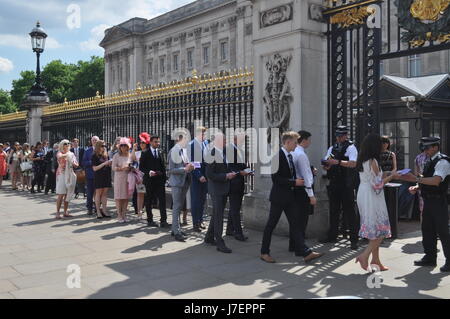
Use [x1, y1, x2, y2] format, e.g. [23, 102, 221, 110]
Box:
[0, 57, 14, 73]
[0, 34, 62, 50]
[80, 24, 110, 52]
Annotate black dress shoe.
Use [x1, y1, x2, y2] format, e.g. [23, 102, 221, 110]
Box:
[350, 242, 359, 250]
[193, 225, 202, 233]
[87, 210, 94, 216]
[234, 234, 248, 242]
[174, 234, 186, 242]
[217, 245, 232, 254]
[147, 221, 159, 227]
[199, 223, 207, 230]
[160, 221, 171, 228]
[204, 237, 216, 245]
[171, 231, 187, 237]
[414, 257, 437, 267]
[440, 262, 450, 272]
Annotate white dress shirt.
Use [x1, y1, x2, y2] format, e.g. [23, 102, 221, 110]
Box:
[431, 152, 450, 180]
[323, 143, 358, 162]
[293, 145, 314, 197]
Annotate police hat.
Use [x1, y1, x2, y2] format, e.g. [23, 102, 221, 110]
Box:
[335, 126, 349, 136]
[420, 137, 440, 147]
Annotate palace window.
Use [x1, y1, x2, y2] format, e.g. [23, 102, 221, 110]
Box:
[408, 55, 421, 77]
[203, 45, 210, 65]
[380, 121, 410, 169]
[173, 53, 179, 72]
[160, 57, 165, 74]
[220, 40, 228, 62]
[187, 48, 194, 69]
[148, 61, 153, 79]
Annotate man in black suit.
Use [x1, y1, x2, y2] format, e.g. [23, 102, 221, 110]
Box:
[225, 132, 251, 241]
[44, 143, 58, 195]
[204, 132, 237, 253]
[70, 138, 85, 198]
[260, 131, 324, 264]
[140, 135, 170, 228]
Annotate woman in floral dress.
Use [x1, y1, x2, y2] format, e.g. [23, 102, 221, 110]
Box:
[355, 134, 400, 272]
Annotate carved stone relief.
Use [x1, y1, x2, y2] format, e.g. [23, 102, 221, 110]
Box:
[263, 53, 292, 143]
[260, 3, 293, 28]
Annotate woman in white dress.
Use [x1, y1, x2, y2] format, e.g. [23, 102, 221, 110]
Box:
[355, 134, 400, 272]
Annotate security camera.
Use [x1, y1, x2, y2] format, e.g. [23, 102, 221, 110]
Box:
[401, 96, 418, 112]
[401, 96, 416, 103]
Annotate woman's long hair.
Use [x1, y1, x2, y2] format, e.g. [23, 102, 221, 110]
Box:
[94, 140, 108, 159]
[356, 133, 382, 172]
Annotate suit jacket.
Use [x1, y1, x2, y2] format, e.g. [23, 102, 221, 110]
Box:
[168, 144, 191, 188]
[70, 147, 85, 167]
[82, 147, 95, 179]
[225, 143, 248, 194]
[188, 139, 208, 181]
[206, 147, 232, 196]
[269, 150, 304, 205]
[140, 148, 167, 187]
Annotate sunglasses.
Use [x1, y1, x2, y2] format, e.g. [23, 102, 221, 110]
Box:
[63, 143, 69, 146]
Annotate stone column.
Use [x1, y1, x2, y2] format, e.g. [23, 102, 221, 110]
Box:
[22, 95, 50, 146]
[104, 53, 111, 94]
[194, 27, 202, 71]
[180, 32, 187, 78]
[243, 0, 328, 238]
[228, 16, 237, 69]
[211, 22, 220, 71]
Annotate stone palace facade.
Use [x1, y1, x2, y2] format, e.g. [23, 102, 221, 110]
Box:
[100, 0, 253, 95]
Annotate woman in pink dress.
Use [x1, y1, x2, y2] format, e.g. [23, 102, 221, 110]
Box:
[0, 143, 7, 186]
[112, 138, 132, 223]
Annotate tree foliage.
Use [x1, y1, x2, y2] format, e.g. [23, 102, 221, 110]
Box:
[5, 56, 104, 113]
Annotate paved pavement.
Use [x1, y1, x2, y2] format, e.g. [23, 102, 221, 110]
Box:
[0, 181, 449, 299]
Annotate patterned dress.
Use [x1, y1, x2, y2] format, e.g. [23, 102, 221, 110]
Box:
[357, 160, 392, 240]
[0, 151, 7, 176]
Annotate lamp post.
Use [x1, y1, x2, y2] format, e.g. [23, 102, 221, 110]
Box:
[29, 21, 48, 96]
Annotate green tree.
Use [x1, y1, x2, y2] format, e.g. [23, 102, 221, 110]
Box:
[41, 60, 77, 103]
[10, 70, 36, 109]
[70, 56, 104, 99]
[0, 89, 18, 115]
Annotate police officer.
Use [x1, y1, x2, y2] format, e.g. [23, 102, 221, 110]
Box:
[401, 137, 450, 272]
[320, 126, 359, 250]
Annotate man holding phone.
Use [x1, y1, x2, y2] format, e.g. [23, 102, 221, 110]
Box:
[204, 132, 237, 253]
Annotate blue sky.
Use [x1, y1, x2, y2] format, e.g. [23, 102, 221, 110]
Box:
[0, 0, 194, 91]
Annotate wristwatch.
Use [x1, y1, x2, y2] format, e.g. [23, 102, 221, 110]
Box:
[416, 176, 422, 184]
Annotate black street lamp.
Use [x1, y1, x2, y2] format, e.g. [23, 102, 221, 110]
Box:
[29, 21, 48, 96]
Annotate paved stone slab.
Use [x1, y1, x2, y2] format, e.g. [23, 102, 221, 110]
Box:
[1, 181, 449, 299]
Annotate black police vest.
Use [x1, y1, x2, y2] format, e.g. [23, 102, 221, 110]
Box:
[420, 154, 450, 198]
[328, 140, 358, 188]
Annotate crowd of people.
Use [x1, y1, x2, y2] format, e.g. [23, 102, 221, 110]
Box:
[0, 125, 448, 272]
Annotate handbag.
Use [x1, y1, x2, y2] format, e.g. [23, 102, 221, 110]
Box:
[75, 169, 86, 184]
[20, 161, 33, 172]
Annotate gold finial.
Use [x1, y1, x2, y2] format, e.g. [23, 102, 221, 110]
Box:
[136, 82, 142, 94]
[191, 69, 199, 84]
[95, 91, 101, 100]
[64, 98, 68, 105]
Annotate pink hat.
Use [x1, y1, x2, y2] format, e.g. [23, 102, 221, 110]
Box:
[118, 137, 131, 148]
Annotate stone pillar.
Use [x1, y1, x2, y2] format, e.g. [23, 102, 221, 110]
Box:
[194, 27, 202, 71]
[180, 32, 187, 78]
[243, 0, 328, 238]
[104, 53, 111, 94]
[228, 16, 237, 69]
[22, 95, 50, 146]
[211, 22, 220, 71]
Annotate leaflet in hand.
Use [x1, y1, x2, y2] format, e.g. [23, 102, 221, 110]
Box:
[397, 168, 411, 175]
[243, 168, 254, 174]
[192, 162, 201, 169]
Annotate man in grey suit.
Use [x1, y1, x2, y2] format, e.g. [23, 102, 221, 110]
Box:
[204, 132, 237, 253]
[168, 134, 195, 242]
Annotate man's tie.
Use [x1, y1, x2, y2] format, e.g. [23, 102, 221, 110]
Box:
[287, 154, 296, 180]
[154, 149, 158, 159]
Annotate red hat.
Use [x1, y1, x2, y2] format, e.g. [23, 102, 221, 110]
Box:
[139, 132, 151, 144]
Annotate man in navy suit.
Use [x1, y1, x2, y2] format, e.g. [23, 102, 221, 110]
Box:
[188, 127, 209, 232]
[260, 131, 324, 264]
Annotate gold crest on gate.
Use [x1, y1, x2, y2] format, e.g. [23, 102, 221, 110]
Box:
[410, 0, 450, 23]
